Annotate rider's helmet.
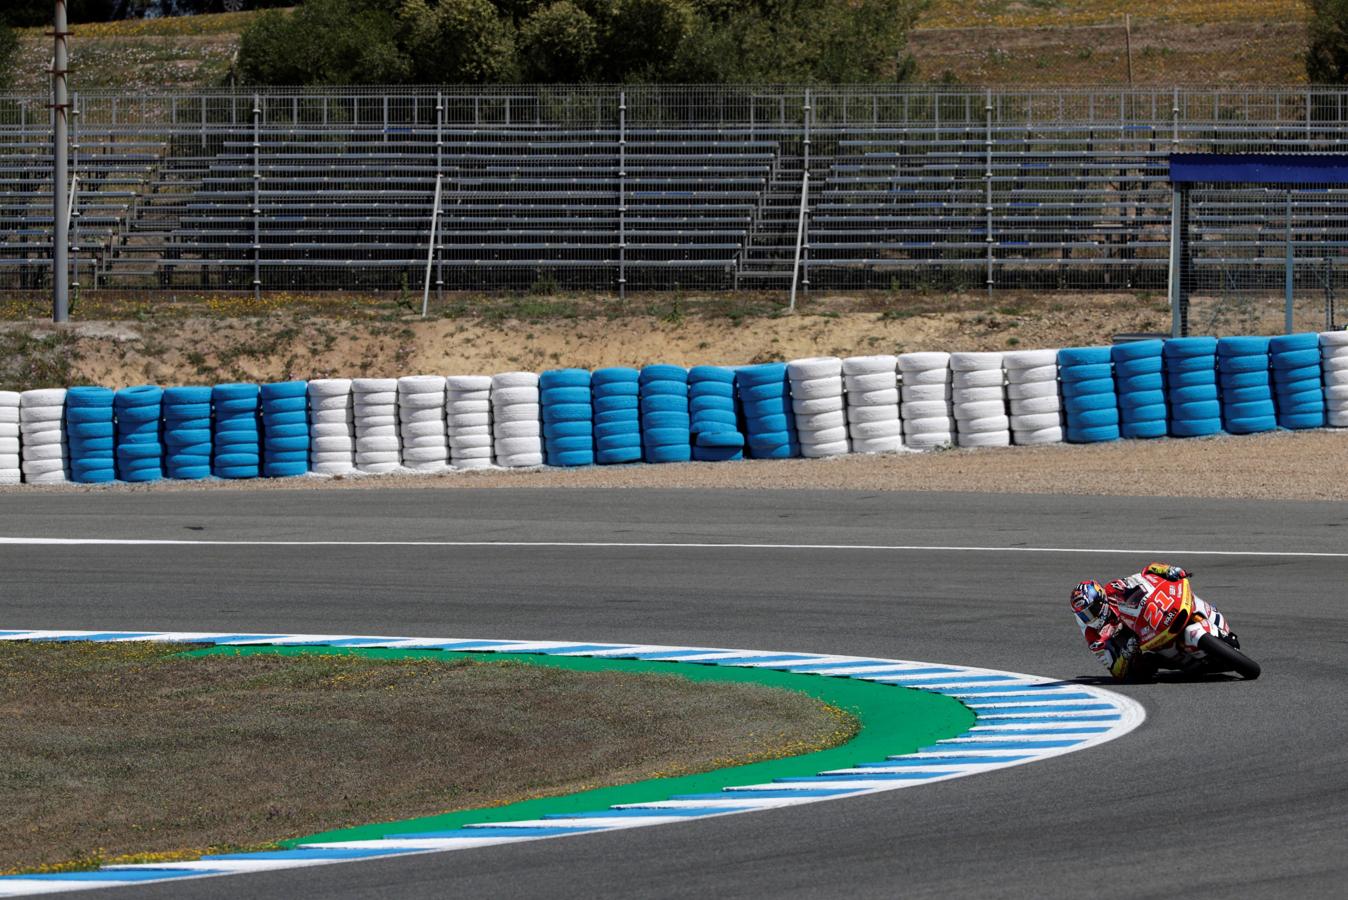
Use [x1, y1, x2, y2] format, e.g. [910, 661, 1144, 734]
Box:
[1071, 581, 1111, 631]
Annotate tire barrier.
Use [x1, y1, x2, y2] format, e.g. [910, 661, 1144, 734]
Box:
[1111, 340, 1168, 440]
[841, 355, 902, 454]
[539, 368, 595, 467]
[1269, 332, 1326, 430]
[591, 367, 643, 465]
[260, 381, 310, 478]
[1058, 347, 1119, 443]
[307, 379, 356, 476]
[950, 352, 1009, 448]
[788, 357, 850, 458]
[396, 375, 449, 474]
[1003, 348, 1063, 446]
[7, 332, 1348, 487]
[491, 371, 544, 468]
[735, 363, 799, 459]
[1322, 330, 1348, 428]
[211, 383, 260, 479]
[1162, 337, 1222, 438]
[446, 375, 495, 470]
[19, 388, 68, 484]
[113, 386, 165, 483]
[64, 386, 116, 484]
[1216, 337, 1276, 435]
[897, 352, 954, 450]
[163, 386, 213, 481]
[352, 377, 400, 474]
[687, 365, 743, 462]
[639, 364, 692, 464]
[0, 391, 20, 484]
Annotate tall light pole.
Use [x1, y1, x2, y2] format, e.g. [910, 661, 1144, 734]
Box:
[52, 0, 70, 323]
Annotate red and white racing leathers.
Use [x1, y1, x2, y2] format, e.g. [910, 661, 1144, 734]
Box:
[1076, 561, 1197, 680]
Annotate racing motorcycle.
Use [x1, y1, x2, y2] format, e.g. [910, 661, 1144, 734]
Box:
[1105, 570, 1261, 680]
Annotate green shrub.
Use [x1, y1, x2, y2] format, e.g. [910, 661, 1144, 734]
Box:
[236, 0, 926, 86]
[1308, 0, 1348, 83]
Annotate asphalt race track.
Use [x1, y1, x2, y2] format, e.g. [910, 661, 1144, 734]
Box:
[3, 488, 1347, 899]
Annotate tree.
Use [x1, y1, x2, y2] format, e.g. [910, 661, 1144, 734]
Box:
[237, 0, 411, 85]
[517, 1, 598, 82]
[399, 0, 517, 84]
[235, 0, 927, 86]
[1308, 0, 1348, 83]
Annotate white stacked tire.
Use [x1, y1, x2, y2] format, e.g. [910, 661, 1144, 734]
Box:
[307, 379, 356, 475]
[787, 356, 849, 458]
[0, 391, 19, 484]
[397, 375, 449, 473]
[446, 375, 494, 470]
[491, 371, 543, 468]
[842, 355, 903, 453]
[352, 377, 400, 474]
[1321, 330, 1348, 427]
[897, 352, 954, 450]
[1004, 348, 1065, 445]
[950, 352, 1010, 448]
[19, 388, 68, 483]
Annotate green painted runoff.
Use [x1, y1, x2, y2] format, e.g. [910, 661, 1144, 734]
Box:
[182, 645, 975, 846]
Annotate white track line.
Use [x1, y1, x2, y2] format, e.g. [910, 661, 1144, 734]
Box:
[0, 537, 1344, 558]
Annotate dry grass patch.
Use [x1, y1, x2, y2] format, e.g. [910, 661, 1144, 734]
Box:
[0, 642, 856, 874]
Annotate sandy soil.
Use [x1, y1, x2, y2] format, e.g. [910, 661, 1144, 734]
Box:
[909, 20, 1305, 86]
[4, 429, 1344, 503]
[5, 289, 1329, 391]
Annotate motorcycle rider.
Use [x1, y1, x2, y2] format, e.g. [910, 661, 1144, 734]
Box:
[1070, 562, 1189, 681]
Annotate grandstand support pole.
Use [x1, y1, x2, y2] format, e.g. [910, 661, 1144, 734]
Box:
[67, 174, 78, 303]
[801, 89, 811, 296]
[1285, 190, 1294, 334]
[618, 91, 627, 301]
[985, 88, 994, 296]
[51, 0, 71, 323]
[421, 173, 442, 319]
[251, 94, 261, 301]
[70, 91, 80, 301]
[435, 92, 444, 300]
[789, 172, 809, 313]
[1168, 182, 1183, 338]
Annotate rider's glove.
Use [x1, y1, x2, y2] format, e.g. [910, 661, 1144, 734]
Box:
[1146, 563, 1188, 581]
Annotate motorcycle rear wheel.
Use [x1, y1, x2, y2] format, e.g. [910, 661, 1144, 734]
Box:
[1197, 634, 1261, 680]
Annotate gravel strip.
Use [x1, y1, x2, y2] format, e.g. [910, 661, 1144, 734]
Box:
[2, 429, 1344, 502]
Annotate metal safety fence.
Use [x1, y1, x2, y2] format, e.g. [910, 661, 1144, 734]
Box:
[4, 85, 1348, 309]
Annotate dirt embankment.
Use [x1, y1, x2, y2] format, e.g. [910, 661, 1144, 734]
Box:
[0, 290, 1214, 391]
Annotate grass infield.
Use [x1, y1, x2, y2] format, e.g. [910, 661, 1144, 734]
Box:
[0, 642, 973, 874]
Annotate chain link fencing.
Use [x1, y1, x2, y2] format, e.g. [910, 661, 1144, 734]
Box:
[0, 85, 1345, 325]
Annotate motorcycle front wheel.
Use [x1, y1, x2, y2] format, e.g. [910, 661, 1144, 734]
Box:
[1197, 634, 1261, 680]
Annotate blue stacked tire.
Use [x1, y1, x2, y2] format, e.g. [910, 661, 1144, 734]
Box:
[65, 386, 116, 484]
[735, 363, 799, 458]
[163, 386, 213, 480]
[639, 365, 691, 464]
[688, 365, 743, 462]
[540, 368, 594, 466]
[1110, 340, 1167, 439]
[261, 381, 310, 478]
[113, 385, 164, 483]
[1216, 336, 1276, 435]
[1057, 347, 1119, 443]
[213, 382, 261, 479]
[590, 367, 641, 465]
[1162, 337, 1222, 437]
[1269, 332, 1325, 429]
